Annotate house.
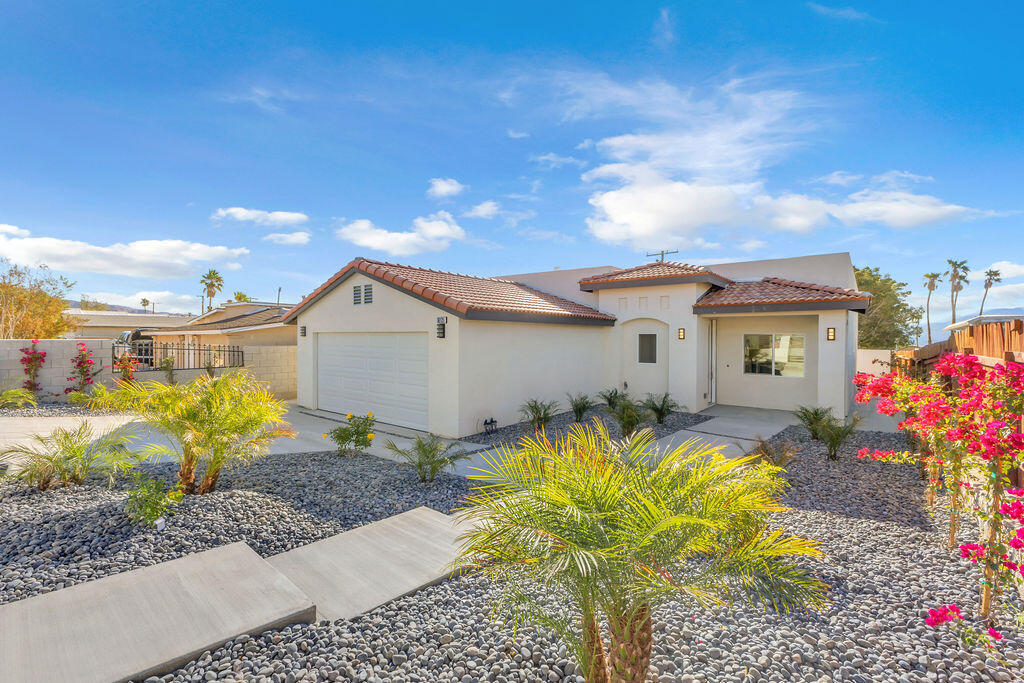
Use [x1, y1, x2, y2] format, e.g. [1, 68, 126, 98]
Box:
[148, 301, 296, 347]
[283, 252, 870, 438]
[63, 309, 194, 339]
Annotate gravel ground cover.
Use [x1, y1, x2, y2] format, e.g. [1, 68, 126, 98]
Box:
[156, 426, 1024, 683]
[464, 408, 710, 449]
[0, 402, 126, 418]
[0, 451, 472, 605]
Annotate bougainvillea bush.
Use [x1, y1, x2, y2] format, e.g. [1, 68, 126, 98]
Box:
[113, 352, 139, 382]
[19, 339, 45, 393]
[855, 352, 1024, 645]
[65, 342, 102, 394]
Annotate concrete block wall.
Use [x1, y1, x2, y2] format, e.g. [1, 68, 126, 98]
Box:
[0, 339, 115, 401]
[242, 345, 297, 399]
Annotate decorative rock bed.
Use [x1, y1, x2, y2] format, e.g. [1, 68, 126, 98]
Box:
[0, 402, 126, 418]
[0, 451, 472, 606]
[157, 426, 1023, 682]
[463, 408, 711, 449]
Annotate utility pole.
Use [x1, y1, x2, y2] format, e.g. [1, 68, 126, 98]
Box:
[646, 249, 679, 262]
[277, 286, 282, 305]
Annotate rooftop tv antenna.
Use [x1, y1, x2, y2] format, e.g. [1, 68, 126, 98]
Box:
[646, 249, 679, 262]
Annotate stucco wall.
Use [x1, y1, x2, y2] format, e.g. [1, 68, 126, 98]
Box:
[456, 320, 606, 436]
[710, 252, 858, 290]
[294, 272, 461, 436]
[856, 348, 893, 374]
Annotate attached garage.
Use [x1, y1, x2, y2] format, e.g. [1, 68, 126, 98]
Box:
[315, 332, 429, 430]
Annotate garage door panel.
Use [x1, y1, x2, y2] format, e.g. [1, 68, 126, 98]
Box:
[316, 333, 429, 430]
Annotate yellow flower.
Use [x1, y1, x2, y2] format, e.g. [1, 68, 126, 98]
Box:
[321, 433, 328, 439]
[346, 412, 353, 419]
[367, 412, 373, 418]
[368, 433, 375, 441]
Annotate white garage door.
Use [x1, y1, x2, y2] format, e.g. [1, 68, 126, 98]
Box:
[316, 332, 429, 430]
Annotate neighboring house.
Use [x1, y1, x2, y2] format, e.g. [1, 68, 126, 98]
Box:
[284, 252, 870, 438]
[63, 309, 194, 339]
[148, 301, 296, 346]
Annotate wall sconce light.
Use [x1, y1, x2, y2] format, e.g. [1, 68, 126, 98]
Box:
[436, 316, 447, 339]
[677, 328, 685, 340]
[299, 326, 307, 337]
[826, 327, 836, 341]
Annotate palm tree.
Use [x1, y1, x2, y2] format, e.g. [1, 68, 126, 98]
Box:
[200, 269, 224, 312]
[139, 297, 150, 313]
[979, 268, 1001, 315]
[456, 422, 827, 682]
[922, 272, 943, 344]
[232, 291, 251, 302]
[945, 259, 969, 324]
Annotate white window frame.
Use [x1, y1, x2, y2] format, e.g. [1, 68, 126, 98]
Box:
[742, 333, 805, 377]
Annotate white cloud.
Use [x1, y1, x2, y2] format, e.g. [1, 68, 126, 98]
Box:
[870, 170, 933, 189]
[263, 231, 312, 245]
[806, 2, 876, 21]
[219, 86, 309, 113]
[0, 226, 249, 278]
[517, 227, 576, 244]
[739, 239, 768, 253]
[506, 129, 530, 139]
[426, 177, 466, 199]
[80, 290, 200, 314]
[576, 138, 595, 150]
[0, 223, 30, 237]
[812, 171, 863, 186]
[759, 194, 833, 232]
[969, 261, 1024, 281]
[829, 189, 983, 228]
[532, 152, 587, 169]
[335, 211, 466, 256]
[463, 200, 500, 219]
[212, 207, 308, 227]
[652, 8, 676, 49]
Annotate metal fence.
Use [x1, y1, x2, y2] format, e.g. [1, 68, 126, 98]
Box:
[112, 341, 244, 371]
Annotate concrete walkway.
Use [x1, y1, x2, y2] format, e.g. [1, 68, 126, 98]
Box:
[655, 404, 800, 458]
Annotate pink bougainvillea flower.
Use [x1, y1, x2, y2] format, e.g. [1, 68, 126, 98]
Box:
[988, 628, 1003, 641]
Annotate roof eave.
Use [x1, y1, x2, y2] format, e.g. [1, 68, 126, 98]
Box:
[579, 274, 732, 292]
[692, 299, 871, 315]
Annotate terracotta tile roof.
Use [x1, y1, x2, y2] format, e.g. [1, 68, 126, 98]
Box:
[152, 307, 288, 333]
[578, 261, 732, 289]
[284, 258, 616, 325]
[693, 277, 871, 309]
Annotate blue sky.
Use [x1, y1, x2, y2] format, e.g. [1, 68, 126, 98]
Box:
[1, 2, 1021, 322]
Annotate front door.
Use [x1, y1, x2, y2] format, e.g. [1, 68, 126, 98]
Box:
[708, 319, 718, 404]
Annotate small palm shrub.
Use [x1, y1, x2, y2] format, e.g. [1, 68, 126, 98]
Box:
[385, 434, 470, 482]
[520, 398, 559, 433]
[457, 422, 828, 682]
[81, 371, 295, 494]
[566, 392, 595, 422]
[0, 388, 37, 409]
[609, 397, 650, 437]
[0, 421, 137, 490]
[744, 437, 801, 468]
[818, 415, 861, 460]
[325, 412, 376, 456]
[597, 387, 627, 410]
[795, 405, 833, 440]
[125, 471, 183, 527]
[642, 392, 679, 424]
[159, 357, 176, 384]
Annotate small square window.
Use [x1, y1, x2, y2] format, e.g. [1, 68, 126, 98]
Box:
[353, 285, 362, 305]
[363, 284, 373, 304]
[638, 333, 657, 364]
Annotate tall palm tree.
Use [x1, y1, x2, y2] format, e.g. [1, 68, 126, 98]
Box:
[139, 297, 150, 313]
[945, 259, 969, 324]
[457, 422, 827, 682]
[979, 268, 1001, 315]
[922, 272, 943, 344]
[232, 291, 251, 302]
[200, 269, 224, 312]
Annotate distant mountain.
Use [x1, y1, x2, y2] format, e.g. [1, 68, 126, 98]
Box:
[919, 307, 1024, 346]
[64, 300, 149, 314]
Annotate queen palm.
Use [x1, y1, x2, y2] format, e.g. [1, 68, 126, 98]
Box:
[922, 272, 943, 344]
[232, 291, 251, 302]
[456, 422, 827, 682]
[200, 269, 224, 312]
[945, 259, 969, 324]
[979, 268, 1001, 315]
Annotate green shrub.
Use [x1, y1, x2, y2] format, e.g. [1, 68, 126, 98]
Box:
[125, 471, 183, 527]
[795, 406, 833, 441]
[159, 357, 176, 384]
[597, 388, 627, 410]
[385, 434, 471, 482]
[0, 421, 137, 490]
[325, 412, 376, 456]
[608, 398, 650, 437]
[0, 388, 37, 409]
[642, 392, 679, 424]
[519, 399, 559, 433]
[566, 393, 595, 422]
[743, 437, 801, 468]
[818, 415, 861, 460]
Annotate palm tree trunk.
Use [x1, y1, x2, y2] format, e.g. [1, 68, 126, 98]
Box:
[607, 603, 652, 683]
[925, 290, 932, 344]
[950, 286, 956, 325]
[979, 288, 989, 315]
[177, 448, 198, 494]
[197, 468, 220, 494]
[581, 607, 611, 683]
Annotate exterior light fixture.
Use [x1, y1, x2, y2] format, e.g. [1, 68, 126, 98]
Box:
[826, 327, 836, 341]
[299, 326, 307, 337]
[436, 316, 447, 339]
[677, 328, 685, 340]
